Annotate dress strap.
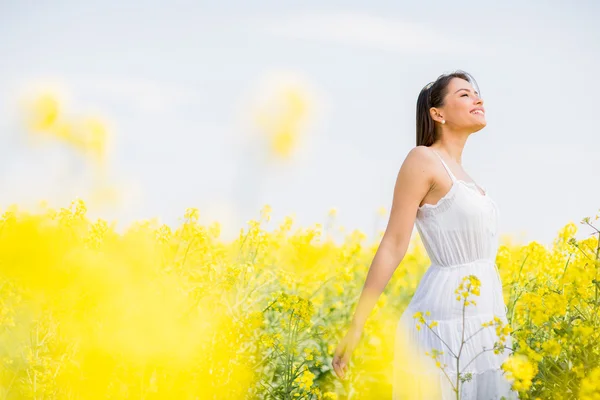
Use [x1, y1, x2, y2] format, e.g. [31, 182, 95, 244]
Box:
[431, 149, 457, 182]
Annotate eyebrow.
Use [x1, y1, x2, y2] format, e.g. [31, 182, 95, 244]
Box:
[455, 88, 479, 96]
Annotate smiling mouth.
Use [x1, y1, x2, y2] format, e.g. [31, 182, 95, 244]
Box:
[470, 110, 485, 116]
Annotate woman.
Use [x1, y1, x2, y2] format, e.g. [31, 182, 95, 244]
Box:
[331, 70, 519, 399]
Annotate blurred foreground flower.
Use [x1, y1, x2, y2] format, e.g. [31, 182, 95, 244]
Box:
[501, 354, 536, 392]
[19, 90, 123, 209]
[253, 77, 312, 160]
[0, 183, 598, 398]
[579, 367, 600, 400]
[23, 92, 110, 165]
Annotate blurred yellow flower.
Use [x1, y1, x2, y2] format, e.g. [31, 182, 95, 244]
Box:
[502, 354, 537, 392]
[253, 80, 311, 160]
[27, 92, 60, 131]
[580, 367, 600, 400]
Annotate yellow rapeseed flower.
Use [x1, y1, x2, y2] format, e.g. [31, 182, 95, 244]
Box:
[579, 367, 600, 400]
[502, 354, 537, 392]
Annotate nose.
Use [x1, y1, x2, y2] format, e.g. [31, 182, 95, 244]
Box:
[475, 96, 484, 106]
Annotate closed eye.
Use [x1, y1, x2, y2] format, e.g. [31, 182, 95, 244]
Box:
[461, 94, 469, 97]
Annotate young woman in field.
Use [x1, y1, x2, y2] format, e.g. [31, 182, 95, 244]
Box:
[331, 70, 519, 399]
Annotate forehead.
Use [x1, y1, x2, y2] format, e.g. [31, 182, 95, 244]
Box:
[448, 77, 478, 95]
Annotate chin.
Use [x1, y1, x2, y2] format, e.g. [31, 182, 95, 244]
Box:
[471, 123, 486, 133]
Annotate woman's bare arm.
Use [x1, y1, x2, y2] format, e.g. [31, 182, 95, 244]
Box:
[331, 146, 437, 380]
[349, 146, 434, 330]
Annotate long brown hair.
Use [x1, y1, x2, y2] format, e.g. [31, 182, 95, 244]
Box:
[416, 70, 480, 147]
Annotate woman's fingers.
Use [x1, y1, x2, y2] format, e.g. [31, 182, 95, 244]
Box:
[333, 356, 345, 380]
[339, 358, 347, 380]
[340, 353, 350, 378]
[332, 334, 354, 380]
[335, 350, 350, 380]
[332, 344, 341, 377]
[332, 356, 339, 377]
[332, 351, 346, 380]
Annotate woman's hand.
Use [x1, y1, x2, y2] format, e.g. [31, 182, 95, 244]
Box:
[331, 324, 363, 380]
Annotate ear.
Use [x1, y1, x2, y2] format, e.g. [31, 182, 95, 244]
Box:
[429, 107, 443, 124]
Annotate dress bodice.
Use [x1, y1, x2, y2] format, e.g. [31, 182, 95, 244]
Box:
[415, 149, 500, 267]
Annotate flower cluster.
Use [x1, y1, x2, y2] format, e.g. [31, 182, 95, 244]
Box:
[271, 292, 315, 329]
[501, 354, 537, 392]
[482, 316, 512, 354]
[579, 367, 600, 400]
[454, 274, 481, 306]
[424, 348, 447, 369]
[412, 310, 438, 331]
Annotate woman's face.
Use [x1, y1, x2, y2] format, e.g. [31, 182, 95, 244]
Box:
[432, 77, 486, 132]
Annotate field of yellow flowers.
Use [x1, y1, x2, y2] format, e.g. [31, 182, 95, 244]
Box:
[0, 199, 598, 399]
[0, 91, 598, 399]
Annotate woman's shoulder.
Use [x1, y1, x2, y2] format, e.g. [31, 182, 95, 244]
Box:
[404, 145, 438, 166]
[397, 146, 439, 187]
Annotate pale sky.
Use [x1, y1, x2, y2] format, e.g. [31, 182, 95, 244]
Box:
[1, 1, 599, 248]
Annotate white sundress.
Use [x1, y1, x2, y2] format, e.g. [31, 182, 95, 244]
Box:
[393, 149, 519, 400]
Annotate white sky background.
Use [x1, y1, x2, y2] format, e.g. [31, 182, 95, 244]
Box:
[0, 0, 599, 248]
